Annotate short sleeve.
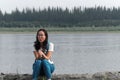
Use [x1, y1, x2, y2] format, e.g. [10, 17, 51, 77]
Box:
[48, 42, 54, 52]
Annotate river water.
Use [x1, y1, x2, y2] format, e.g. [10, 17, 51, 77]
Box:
[0, 32, 120, 74]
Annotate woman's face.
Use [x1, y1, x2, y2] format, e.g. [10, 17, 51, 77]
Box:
[37, 31, 46, 43]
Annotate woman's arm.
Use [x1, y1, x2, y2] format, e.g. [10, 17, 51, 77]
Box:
[33, 51, 42, 60]
[33, 51, 39, 60]
[38, 50, 52, 60]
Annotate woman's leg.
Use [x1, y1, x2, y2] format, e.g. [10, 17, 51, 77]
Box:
[32, 60, 42, 80]
[42, 59, 55, 79]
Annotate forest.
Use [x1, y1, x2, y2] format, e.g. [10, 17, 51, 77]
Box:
[0, 6, 120, 27]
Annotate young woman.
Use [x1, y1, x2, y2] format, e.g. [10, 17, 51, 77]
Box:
[32, 29, 55, 80]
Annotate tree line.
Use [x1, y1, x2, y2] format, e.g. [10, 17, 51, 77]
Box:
[0, 6, 120, 27]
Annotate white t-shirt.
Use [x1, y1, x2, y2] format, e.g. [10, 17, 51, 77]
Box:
[48, 42, 54, 52]
[48, 42, 54, 64]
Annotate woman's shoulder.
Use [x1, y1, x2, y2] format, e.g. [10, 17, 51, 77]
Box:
[48, 42, 54, 46]
[48, 42, 54, 51]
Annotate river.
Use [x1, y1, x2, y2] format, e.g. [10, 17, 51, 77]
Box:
[0, 32, 120, 74]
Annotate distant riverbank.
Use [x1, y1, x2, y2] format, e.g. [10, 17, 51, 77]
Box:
[1, 26, 120, 33]
[1, 71, 120, 80]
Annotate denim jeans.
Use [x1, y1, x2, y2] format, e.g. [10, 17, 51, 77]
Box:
[32, 59, 55, 80]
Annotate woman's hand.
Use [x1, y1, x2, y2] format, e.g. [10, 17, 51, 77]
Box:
[33, 50, 44, 59]
[38, 50, 44, 57]
[38, 50, 53, 60]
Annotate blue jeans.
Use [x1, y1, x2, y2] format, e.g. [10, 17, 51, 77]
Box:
[32, 59, 55, 80]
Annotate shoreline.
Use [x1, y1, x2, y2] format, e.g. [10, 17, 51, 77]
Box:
[1, 71, 120, 80]
[1, 29, 120, 34]
[1, 27, 120, 33]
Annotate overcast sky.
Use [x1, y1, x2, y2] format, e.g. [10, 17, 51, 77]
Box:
[0, 0, 120, 13]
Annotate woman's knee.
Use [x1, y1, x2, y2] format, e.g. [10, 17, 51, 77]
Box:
[33, 60, 42, 66]
[42, 59, 50, 68]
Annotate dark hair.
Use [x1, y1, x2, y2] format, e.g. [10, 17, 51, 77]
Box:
[34, 29, 48, 51]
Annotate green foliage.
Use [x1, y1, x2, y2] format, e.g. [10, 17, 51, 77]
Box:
[1, 6, 120, 27]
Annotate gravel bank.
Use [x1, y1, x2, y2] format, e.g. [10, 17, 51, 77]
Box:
[0, 71, 120, 80]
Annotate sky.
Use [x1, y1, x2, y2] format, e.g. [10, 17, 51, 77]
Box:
[0, 0, 120, 13]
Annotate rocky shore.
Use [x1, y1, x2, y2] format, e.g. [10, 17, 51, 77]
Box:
[0, 71, 120, 80]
